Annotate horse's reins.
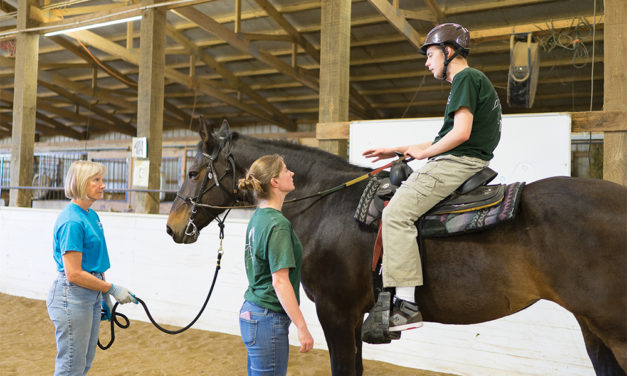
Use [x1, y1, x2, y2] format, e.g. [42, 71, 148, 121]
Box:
[98, 221, 226, 350]
[188, 154, 412, 211]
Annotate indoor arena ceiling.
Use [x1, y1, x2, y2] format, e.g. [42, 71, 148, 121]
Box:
[0, 0, 604, 139]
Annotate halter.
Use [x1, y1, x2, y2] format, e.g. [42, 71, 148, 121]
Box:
[175, 134, 239, 237]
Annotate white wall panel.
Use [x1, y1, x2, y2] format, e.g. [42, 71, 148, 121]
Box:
[0, 207, 593, 375]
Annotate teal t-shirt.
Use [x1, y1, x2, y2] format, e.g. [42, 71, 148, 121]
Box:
[243, 207, 303, 313]
[433, 67, 502, 161]
[53, 203, 110, 273]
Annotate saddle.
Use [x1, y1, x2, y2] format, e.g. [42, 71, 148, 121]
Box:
[354, 164, 525, 270]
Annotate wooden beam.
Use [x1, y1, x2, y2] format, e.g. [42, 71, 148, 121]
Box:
[571, 111, 627, 133]
[444, 0, 561, 16]
[367, 0, 422, 50]
[35, 110, 84, 139]
[318, 0, 352, 157]
[252, 0, 320, 61]
[65, 28, 279, 126]
[174, 7, 319, 91]
[38, 70, 136, 112]
[136, 4, 166, 214]
[471, 16, 603, 40]
[36, 100, 119, 132]
[251, 0, 378, 119]
[603, 0, 626, 185]
[316, 121, 350, 140]
[37, 80, 136, 135]
[10, 0, 38, 207]
[423, 0, 444, 21]
[165, 23, 296, 130]
[239, 32, 291, 41]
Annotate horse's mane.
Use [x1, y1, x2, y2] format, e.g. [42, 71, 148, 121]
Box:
[231, 132, 370, 175]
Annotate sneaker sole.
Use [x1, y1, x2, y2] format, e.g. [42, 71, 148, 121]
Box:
[389, 322, 423, 332]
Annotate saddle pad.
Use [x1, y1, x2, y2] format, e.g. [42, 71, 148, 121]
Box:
[419, 182, 525, 238]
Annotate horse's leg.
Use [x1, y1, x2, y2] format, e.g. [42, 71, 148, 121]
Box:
[575, 316, 627, 376]
[315, 300, 363, 376]
[354, 320, 364, 375]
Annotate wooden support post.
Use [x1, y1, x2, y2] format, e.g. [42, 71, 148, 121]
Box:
[235, 0, 242, 34]
[126, 18, 134, 48]
[603, 0, 626, 185]
[135, 3, 166, 214]
[9, 0, 39, 207]
[318, 0, 351, 158]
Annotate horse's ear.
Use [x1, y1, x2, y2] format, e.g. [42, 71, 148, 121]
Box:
[218, 118, 230, 136]
[198, 116, 214, 143]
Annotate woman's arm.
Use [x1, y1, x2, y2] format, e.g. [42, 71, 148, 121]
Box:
[272, 268, 313, 353]
[62, 251, 111, 292]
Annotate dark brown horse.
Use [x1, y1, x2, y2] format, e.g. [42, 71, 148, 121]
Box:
[166, 120, 627, 376]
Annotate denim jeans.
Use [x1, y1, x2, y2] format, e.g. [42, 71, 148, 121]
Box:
[239, 300, 291, 376]
[47, 271, 103, 376]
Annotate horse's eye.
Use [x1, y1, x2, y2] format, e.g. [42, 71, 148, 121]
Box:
[188, 171, 199, 179]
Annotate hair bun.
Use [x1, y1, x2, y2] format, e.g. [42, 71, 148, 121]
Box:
[237, 173, 262, 193]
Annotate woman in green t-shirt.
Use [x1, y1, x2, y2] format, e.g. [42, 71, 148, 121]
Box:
[237, 154, 314, 376]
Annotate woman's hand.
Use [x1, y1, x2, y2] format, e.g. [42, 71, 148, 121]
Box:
[297, 325, 314, 353]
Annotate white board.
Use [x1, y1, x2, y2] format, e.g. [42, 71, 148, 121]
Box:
[349, 113, 571, 183]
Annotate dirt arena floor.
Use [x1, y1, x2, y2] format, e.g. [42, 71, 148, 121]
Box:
[1, 293, 455, 376]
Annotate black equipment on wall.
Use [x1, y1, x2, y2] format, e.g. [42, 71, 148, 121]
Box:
[507, 33, 540, 108]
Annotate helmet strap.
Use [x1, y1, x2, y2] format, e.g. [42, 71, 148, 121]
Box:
[440, 44, 461, 81]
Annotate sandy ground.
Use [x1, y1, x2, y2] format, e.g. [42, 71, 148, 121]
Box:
[0, 293, 455, 376]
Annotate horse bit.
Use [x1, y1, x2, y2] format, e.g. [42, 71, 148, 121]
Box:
[175, 134, 240, 238]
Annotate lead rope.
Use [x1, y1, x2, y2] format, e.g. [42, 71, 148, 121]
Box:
[98, 220, 226, 350]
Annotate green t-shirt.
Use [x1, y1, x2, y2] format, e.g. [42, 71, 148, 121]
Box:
[243, 207, 303, 313]
[433, 67, 502, 161]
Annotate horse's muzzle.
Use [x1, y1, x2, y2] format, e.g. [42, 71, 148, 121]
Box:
[166, 224, 199, 244]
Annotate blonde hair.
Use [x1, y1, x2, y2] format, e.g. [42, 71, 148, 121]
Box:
[64, 160, 107, 199]
[237, 154, 284, 201]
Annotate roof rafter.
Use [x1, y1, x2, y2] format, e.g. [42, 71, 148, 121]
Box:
[251, 0, 379, 119]
[165, 22, 297, 130]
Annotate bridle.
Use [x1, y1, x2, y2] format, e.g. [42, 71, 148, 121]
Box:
[175, 133, 240, 237]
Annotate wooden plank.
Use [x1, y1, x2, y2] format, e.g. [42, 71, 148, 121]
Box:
[571, 111, 627, 132]
[316, 121, 350, 140]
[603, 0, 627, 185]
[9, 0, 39, 207]
[367, 0, 422, 50]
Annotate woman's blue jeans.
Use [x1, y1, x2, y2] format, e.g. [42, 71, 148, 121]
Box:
[47, 271, 102, 376]
[239, 300, 291, 376]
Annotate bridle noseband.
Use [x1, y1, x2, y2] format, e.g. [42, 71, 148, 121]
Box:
[176, 134, 239, 237]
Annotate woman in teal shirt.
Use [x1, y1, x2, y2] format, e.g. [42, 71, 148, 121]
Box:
[47, 161, 137, 376]
[237, 154, 313, 376]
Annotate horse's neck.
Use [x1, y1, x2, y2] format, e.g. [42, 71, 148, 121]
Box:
[233, 136, 364, 195]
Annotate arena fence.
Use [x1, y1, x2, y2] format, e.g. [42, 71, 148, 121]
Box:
[0, 141, 602, 208]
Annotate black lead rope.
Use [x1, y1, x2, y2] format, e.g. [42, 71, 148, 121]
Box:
[98, 221, 226, 350]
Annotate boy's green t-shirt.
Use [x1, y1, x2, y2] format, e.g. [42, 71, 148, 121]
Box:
[433, 67, 502, 161]
[243, 207, 303, 313]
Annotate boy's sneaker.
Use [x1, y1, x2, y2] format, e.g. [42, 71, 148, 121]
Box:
[389, 297, 423, 331]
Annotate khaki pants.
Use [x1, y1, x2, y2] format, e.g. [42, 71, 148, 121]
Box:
[382, 155, 489, 287]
